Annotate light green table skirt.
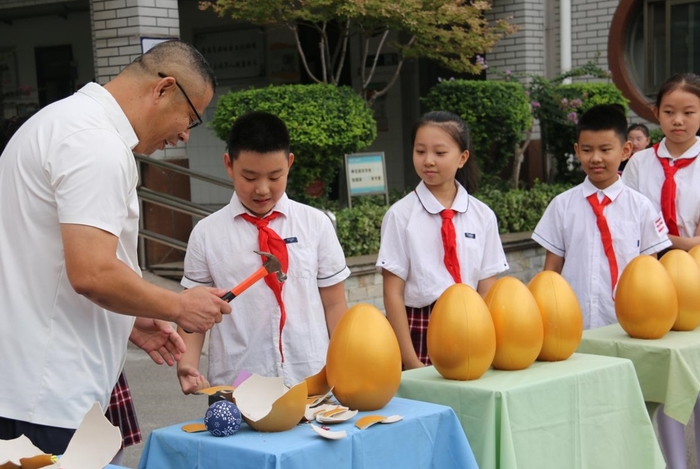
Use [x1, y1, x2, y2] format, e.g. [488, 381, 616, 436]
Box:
[397, 353, 664, 469]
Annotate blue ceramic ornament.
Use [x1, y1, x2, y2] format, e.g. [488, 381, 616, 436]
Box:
[204, 400, 242, 437]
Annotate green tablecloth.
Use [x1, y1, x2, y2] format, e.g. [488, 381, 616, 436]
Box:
[578, 322, 700, 424]
[397, 353, 664, 469]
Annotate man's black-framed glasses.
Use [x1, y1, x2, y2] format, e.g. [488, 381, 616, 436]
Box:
[158, 72, 203, 130]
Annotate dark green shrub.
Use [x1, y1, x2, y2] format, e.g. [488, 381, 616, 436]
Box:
[211, 84, 377, 203]
[335, 198, 389, 257]
[474, 180, 573, 234]
[421, 80, 532, 177]
[530, 81, 628, 184]
[330, 182, 571, 256]
[650, 127, 664, 145]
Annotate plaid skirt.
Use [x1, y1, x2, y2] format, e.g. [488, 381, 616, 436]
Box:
[406, 302, 437, 366]
[105, 372, 142, 449]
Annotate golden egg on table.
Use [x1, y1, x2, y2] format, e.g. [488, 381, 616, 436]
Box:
[615, 255, 677, 339]
[688, 245, 700, 267]
[326, 303, 402, 411]
[528, 271, 583, 361]
[427, 283, 496, 380]
[484, 276, 544, 370]
[659, 249, 700, 331]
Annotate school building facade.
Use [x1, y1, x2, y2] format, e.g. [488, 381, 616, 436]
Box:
[0, 0, 696, 209]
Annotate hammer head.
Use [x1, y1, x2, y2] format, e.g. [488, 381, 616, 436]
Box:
[254, 250, 287, 283]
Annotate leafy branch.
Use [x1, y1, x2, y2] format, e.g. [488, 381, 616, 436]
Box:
[200, 0, 517, 106]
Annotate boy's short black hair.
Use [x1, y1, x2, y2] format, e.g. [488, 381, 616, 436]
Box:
[226, 111, 290, 159]
[575, 104, 628, 144]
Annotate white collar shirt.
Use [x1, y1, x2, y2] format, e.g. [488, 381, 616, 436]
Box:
[622, 137, 700, 237]
[376, 181, 508, 307]
[182, 192, 350, 386]
[532, 177, 671, 329]
[0, 83, 139, 428]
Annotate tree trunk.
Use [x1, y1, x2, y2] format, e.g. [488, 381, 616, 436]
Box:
[511, 127, 532, 189]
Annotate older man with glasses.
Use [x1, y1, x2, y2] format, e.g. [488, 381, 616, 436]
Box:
[0, 39, 232, 456]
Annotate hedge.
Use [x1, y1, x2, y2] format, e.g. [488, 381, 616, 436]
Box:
[211, 84, 376, 203]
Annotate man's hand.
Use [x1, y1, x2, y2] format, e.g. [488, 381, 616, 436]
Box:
[178, 364, 210, 395]
[130, 318, 186, 366]
[176, 287, 232, 333]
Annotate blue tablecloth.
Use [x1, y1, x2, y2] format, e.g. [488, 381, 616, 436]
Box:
[137, 396, 477, 469]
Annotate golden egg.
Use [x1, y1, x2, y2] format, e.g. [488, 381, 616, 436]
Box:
[688, 244, 700, 267]
[528, 271, 583, 361]
[484, 276, 544, 370]
[659, 249, 700, 331]
[615, 255, 677, 339]
[427, 283, 496, 380]
[326, 303, 402, 410]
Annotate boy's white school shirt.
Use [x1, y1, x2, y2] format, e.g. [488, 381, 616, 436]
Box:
[376, 181, 509, 308]
[622, 136, 700, 238]
[182, 193, 350, 387]
[532, 177, 671, 329]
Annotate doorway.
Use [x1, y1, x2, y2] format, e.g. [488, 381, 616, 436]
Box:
[35, 45, 75, 107]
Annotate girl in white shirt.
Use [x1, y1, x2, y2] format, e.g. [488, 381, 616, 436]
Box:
[622, 73, 700, 469]
[376, 111, 508, 370]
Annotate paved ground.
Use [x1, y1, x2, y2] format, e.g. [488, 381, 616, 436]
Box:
[121, 272, 208, 468]
[120, 272, 698, 468]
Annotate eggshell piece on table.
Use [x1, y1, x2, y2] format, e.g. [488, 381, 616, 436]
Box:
[310, 424, 347, 440]
[232, 375, 307, 432]
[305, 365, 330, 397]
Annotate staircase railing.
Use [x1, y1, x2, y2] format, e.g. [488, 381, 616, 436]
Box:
[135, 154, 232, 269]
[135, 154, 337, 272]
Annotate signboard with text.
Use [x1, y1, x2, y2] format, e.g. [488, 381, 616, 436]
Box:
[344, 152, 389, 208]
[193, 28, 265, 82]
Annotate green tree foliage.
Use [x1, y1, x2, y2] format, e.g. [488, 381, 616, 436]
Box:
[202, 0, 517, 105]
[528, 64, 628, 184]
[421, 79, 532, 177]
[212, 83, 376, 203]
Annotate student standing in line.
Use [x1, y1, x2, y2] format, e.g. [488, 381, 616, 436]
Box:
[628, 123, 652, 154]
[618, 122, 651, 173]
[176, 111, 349, 392]
[376, 111, 509, 370]
[532, 104, 670, 329]
[622, 73, 700, 252]
[622, 73, 700, 469]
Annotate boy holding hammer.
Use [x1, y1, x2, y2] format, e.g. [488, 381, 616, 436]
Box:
[177, 111, 350, 392]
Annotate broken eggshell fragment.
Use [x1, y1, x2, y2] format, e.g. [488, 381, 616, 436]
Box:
[232, 374, 307, 432]
[305, 365, 330, 397]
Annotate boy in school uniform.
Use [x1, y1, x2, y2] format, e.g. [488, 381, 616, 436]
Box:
[176, 111, 350, 392]
[532, 104, 671, 329]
